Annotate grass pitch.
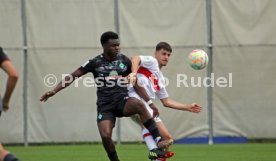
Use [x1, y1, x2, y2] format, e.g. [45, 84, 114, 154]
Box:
[5, 143, 276, 161]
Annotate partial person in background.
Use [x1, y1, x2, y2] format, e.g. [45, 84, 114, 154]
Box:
[129, 42, 202, 161]
[0, 47, 20, 161]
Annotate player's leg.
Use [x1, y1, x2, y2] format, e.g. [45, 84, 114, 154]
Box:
[141, 123, 174, 160]
[136, 102, 174, 160]
[142, 121, 174, 159]
[131, 115, 167, 160]
[134, 100, 173, 151]
[141, 128, 158, 150]
[124, 97, 173, 147]
[123, 97, 161, 141]
[122, 98, 172, 159]
[97, 120, 119, 161]
[131, 115, 159, 150]
[0, 144, 20, 161]
[156, 121, 174, 151]
[0, 98, 20, 161]
[155, 121, 175, 161]
[0, 144, 8, 161]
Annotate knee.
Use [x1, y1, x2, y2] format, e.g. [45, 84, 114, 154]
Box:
[134, 99, 147, 113]
[100, 133, 112, 142]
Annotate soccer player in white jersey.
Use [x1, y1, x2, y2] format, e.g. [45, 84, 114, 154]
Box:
[128, 42, 202, 161]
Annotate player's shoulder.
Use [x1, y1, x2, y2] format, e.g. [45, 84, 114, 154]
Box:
[140, 55, 158, 65]
[90, 54, 104, 63]
[0, 47, 10, 64]
[0, 47, 7, 57]
[81, 54, 101, 68]
[118, 53, 131, 61]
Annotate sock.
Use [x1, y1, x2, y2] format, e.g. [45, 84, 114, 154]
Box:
[108, 151, 119, 161]
[3, 153, 20, 161]
[143, 118, 161, 143]
[142, 128, 157, 150]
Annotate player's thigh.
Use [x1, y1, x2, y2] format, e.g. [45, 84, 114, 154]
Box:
[122, 97, 145, 116]
[97, 120, 114, 138]
[156, 121, 172, 140]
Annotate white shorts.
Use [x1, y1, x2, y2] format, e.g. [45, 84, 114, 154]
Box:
[142, 99, 162, 122]
[128, 94, 162, 122]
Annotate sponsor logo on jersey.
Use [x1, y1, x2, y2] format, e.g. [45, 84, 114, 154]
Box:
[119, 63, 125, 69]
[109, 70, 118, 77]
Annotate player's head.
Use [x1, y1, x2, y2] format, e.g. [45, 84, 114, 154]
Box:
[154, 42, 172, 67]
[101, 31, 120, 59]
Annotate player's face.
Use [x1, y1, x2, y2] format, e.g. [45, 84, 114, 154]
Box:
[103, 39, 120, 59]
[155, 48, 171, 67]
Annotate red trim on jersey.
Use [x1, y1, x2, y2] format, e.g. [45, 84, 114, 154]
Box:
[143, 133, 151, 138]
[137, 66, 160, 91]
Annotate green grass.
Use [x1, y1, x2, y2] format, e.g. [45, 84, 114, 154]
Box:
[5, 143, 276, 161]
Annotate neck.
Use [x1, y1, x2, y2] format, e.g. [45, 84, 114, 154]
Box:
[159, 64, 162, 69]
[102, 53, 115, 61]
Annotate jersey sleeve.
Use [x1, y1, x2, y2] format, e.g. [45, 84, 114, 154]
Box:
[0, 47, 10, 65]
[139, 56, 157, 69]
[156, 87, 169, 100]
[79, 59, 95, 74]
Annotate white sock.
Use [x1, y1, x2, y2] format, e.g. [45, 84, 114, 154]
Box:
[142, 128, 157, 150]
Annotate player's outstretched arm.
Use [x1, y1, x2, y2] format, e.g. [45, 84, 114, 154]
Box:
[40, 68, 84, 102]
[160, 98, 202, 113]
[1, 60, 19, 111]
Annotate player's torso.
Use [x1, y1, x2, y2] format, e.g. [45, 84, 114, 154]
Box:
[128, 56, 165, 99]
[91, 54, 131, 106]
[92, 54, 130, 78]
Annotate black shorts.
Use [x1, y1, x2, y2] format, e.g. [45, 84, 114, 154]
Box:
[96, 94, 128, 124]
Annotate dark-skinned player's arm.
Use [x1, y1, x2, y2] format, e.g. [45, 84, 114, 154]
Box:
[126, 55, 141, 84]
[40, 68, 84, 102]
[1, 60, 19, 111]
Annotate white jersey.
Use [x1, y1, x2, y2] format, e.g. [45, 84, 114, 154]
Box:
[128, 56, 168, 100]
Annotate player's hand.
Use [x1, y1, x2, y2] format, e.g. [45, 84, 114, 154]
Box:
[188, 103, 202, 113]
[149, 104, 159, 117]
[2, 101, 10, 112]
[40, 90, 56, 102]
[127, 72, 136, 85]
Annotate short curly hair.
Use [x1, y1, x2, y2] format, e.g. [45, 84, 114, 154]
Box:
[100, 31, 119, 45]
